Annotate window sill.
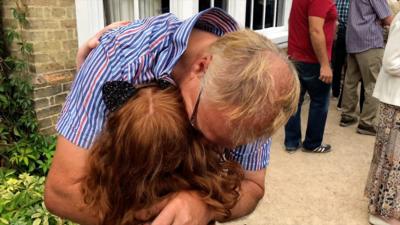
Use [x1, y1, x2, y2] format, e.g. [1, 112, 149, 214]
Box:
[255, 26, 288, 48]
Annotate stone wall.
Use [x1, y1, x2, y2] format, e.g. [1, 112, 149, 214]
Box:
[2, 0, 78, 134]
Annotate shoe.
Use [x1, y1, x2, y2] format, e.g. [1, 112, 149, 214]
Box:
[369, 214, 390, 225]
[302, 144, 332, 153]
[340, 115, 357, 127]
[285, 144, 301, 153]
[357, 124, 376, 136]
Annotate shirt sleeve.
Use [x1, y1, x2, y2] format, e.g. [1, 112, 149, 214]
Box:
[308, 0, 332, 18]
[228, 138, 272, 171]
[370, 0, 392, 20]
[56, 45, 112, 149]
[383, 14, 400, 76]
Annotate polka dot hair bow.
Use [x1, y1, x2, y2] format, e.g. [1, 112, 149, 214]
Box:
[102, 80, 171, 112]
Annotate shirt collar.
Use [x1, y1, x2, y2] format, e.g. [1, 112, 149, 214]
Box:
[159, 8, 239, 84]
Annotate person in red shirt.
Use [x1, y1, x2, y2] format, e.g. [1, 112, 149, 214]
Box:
[284, 0, 337, 153]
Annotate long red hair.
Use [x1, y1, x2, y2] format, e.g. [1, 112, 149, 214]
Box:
[81, 86, 243, 225]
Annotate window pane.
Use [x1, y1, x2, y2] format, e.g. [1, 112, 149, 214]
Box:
[199, 0, 228, 12]
[264, 0, 275, 28]
[275, 0, 285, 26]
[104, 0, 169, 24]
[245, 0, 285, 30]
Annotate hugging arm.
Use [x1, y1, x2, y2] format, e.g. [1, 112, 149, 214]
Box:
[76, 21, 130, 70]
[44, 136, 96, 225]
[146, 169, 266, 225]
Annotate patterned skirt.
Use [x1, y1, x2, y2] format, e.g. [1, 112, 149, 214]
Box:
[365, 102, 400, 219]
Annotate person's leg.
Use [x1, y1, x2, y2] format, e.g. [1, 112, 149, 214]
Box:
[332, 34, 347, 97]
[300, 63, 331, 150]
[360, 80, 365, 113]
[337, 57, 347, 109]
[365, 103, 400, 224]
[356, 48, 383, 133]
[340, 53, 361, 126]
[284, 62, 307, 151]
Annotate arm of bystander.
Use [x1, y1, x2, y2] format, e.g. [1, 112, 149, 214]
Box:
[383, 14, 400, 76]
[309, 16, 333, 84]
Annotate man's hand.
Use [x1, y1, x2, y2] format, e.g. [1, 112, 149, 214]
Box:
[76, 21, 130, 70]
[139, 191, 214, 225]
[319, 65, 333, 84]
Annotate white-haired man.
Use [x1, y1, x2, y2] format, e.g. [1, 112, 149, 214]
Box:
[44, 8, 299, 225]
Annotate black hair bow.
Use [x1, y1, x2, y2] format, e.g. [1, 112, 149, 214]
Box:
[102, 80, 171, 112]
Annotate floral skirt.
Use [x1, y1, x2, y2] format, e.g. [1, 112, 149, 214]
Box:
[365, 102, 400, 219]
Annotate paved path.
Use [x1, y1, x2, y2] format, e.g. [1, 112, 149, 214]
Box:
[222, 98, 375, 225]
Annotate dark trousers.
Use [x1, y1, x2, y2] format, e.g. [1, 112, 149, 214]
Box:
[332, 32, 365, 111]
[284, 62, 331, 150]
[332, 33, 347, 98]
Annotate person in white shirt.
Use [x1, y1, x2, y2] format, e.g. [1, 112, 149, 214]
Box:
[365, 12, 400, 225]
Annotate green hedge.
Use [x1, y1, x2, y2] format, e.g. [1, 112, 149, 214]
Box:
[0, 170, 75, 225]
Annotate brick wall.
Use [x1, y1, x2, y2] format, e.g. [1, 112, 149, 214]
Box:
[2, 0, 78, 134]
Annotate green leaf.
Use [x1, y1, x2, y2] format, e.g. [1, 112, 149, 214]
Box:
[0, 95, 7, 104]
[0, 217, 9, 224]
[31, 213, 42, 219]
[23, 157, 29, 166]
[11, 8, 18, 20]
[43, 216, 49, 225]
[13, 127, 21, 137]
[33, 218, 41, 225]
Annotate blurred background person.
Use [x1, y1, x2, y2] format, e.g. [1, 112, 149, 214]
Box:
[285, 0, 337, 153]
[339, 0, 392, 136]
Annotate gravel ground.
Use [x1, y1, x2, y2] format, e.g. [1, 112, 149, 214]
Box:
[222, 98, 375, 225]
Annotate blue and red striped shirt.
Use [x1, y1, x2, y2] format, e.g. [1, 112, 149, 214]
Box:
[56, 8, 271, 171]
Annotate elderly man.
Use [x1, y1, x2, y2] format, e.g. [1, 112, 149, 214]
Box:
[339, 0, 393, 135]
[44, 8, 299, 225]
[284, 0, 337, 153]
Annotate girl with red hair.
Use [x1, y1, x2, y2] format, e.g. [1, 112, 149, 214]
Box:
[81, 84, 243, 225]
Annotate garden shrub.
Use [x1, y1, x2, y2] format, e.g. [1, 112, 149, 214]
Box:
[0, 170, 75, 225]
[0, 1, 76, 224]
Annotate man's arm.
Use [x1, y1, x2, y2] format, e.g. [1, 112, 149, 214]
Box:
[309, 16, 332, 84]
[149, 169, 266, 225]
[223, 169, 266, 221]
[44, 136, 96, 225]
[76, 21, 129, 70]
[384, 15, 400, 76]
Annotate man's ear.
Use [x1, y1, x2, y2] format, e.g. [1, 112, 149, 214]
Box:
[191, 54, 212, 78]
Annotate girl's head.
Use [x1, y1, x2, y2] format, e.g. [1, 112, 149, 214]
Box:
[82, 86, 243, 225]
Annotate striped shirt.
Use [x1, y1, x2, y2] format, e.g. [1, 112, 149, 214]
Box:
[346, 0, 391, 53]
[56, 8, 271, 171]
[336, 0, 350, 33]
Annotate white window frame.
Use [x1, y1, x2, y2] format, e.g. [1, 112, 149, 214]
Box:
[74, 0, 291, 48]
[225, 0, 291, 48]
[74, 0, 105, 47]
